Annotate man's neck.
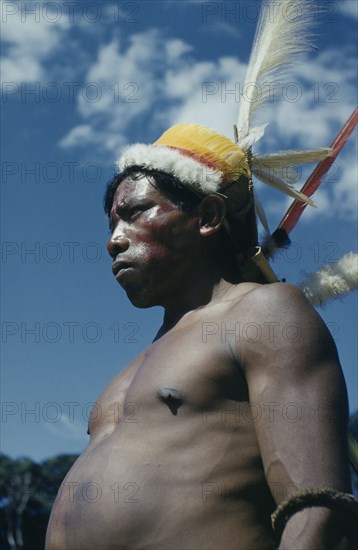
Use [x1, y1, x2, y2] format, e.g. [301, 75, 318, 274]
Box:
[154, 277, 241, 341]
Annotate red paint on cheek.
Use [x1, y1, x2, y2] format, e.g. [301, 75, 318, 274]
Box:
[138, 205, 189, 248]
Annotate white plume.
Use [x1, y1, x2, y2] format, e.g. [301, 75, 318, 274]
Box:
[253, 148, 333, 169]
[300, 253, 358, 306]
[252, 148, 333, 191]
[252, 165, 316, 206]
[237, 0, 315, 147]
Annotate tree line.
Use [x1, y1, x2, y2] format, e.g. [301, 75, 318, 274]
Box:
[0, 453, 78, 549]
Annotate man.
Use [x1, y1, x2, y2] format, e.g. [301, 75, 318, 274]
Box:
[46, 122, 356, 549]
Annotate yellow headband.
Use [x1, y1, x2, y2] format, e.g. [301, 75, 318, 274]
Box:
[117, 123, 251, 196]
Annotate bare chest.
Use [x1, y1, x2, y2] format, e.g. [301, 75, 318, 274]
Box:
[89, 323, 249, 441]
[46, 311, 274, 550]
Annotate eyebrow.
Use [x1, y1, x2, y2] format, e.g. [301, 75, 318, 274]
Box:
[108, 199, 154, 230]
[109, 199, 133, 221]
[112, 197, 146, 211]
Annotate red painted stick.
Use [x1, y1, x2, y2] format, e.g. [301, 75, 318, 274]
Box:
[279, 107, 358, 235]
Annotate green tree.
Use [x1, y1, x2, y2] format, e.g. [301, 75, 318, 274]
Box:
[0, 453, 78, 550]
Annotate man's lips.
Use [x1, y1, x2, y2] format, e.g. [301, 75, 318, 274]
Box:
[112, 260, 133, 277]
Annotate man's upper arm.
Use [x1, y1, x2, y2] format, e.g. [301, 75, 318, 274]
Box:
[234, 282, 352, 503]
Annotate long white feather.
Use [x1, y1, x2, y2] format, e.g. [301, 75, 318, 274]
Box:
[252, 148, 332, 188]
[237, 0, 315, 147]
[252, 165, 316, 206]
[300, 253, 358, 306]
[253, 148, 332, 168]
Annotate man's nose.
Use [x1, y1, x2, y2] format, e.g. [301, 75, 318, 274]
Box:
[107, 229, 130, 258]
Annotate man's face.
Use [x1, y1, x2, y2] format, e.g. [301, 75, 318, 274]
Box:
[107, 176, 201, 308]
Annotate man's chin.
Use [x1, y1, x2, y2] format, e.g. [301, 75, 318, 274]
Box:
[123, 284, 158, 309]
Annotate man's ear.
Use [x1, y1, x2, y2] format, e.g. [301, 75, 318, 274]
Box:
[198, 194, 227, 237]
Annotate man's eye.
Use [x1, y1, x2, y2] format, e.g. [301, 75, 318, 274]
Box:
[108, 206, 147, 231]
[130, 209, 141, 217]
[128, 207, 146, 220]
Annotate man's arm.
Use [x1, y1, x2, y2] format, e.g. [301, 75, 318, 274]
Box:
[233, 283, 353, 549]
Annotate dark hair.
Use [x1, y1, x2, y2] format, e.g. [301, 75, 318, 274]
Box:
[104, 166, 202, 216]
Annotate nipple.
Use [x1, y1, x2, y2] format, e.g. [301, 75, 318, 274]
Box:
[157, 387, 183, 415]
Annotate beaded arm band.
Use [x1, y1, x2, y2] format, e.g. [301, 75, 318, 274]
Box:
[271, 488, 358, 546]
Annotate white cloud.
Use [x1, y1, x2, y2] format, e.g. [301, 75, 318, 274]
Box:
[164, 58, 248, 138]
[164, 61, 216, 99]
[0, 1, 70, 82]
[59, 26, 356, 220]
[44, 413, 87, 442]
[298, 155, 358, 223]
[60, 32, 248, 153]
[165, 39, 193, 62]
[256, 48, 357, 222]
[60, 30, 197, 154]
[58, 124, 99, 149]
[59, 123, 127, 155]
[339, 1, 358, 19]
[199, 20, 242, 38]
[1, 54, 43, 82]
[331, 148, 358, 219]
[298, 187, 332, 221]
[252, 48, 356, 151]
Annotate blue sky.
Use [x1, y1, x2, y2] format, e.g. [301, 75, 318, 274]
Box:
[1, 0, 357, 461]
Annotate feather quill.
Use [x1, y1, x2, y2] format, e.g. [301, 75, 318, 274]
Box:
[253, 189, 271, 234]
[237, 0, 315, 147]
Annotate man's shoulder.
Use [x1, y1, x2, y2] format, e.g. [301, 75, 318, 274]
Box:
[226, 281, 331, 353]
[194, 282, 310, 327]
[229, 282, 339, 372]
[227, 281, 310, 319]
